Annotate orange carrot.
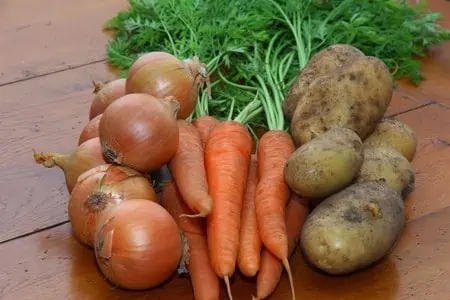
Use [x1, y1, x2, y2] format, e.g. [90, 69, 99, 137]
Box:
[237, 154, 262, 277]
[255, 130, 296, 300]
[161, 180, 220, 300]
[192, 116, 220, 148]
[254, 194, 310, 300]
[205, 120, 253, 300]
[168, 120, 212, 218]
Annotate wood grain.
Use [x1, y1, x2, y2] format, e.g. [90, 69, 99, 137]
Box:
[0, 62, 116, 243]
[394, 104, 450, 222]
[1, 206, 449, 300]
[0, 0, 128, 85]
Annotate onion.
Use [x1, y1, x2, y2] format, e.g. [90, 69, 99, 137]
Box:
[89, 79, 126, 120]
[126, 51, 211, 119]
[95, 199, 182, 290]
[33, 137, 106, 192]
[78, 113, 102, 145]
[69, 164, 157, 248]
[99, 93, 180, 173]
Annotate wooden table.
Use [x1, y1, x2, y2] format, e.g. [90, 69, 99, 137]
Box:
[1, 1, 450, 299]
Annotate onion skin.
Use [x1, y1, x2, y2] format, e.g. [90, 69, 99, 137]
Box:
[69, 164, 157, 248]
[78, 113, 102, 145]
[94, 199, 182, 290]
[99, 93, 180, 173]
[33, 137, 106, 192]
[89, 79, 126, 120]
[126, 51, 211, 119]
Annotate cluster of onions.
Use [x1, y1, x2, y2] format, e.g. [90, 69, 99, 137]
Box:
[32, 50, 211, 291]
[68, 164, 157, 247]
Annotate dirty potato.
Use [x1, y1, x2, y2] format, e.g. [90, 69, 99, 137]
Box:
[283, 44, 365, 121]
[300, 180, 405, 275]
[356, 147, 415, 199]
[284, 127, 363, 199]
[363, 118, 417, 161]
[290, 56, 394, 147]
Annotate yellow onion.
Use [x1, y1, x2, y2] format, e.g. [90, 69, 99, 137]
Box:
[78, 113, 102, 145]
[69, 164, 157, 248]
[126, 51, 211, 119]
[89, 79, 127, 120]
[33, 137, 106, 192]
[95, 199, 182, 290]
[99, 93, 180, 173]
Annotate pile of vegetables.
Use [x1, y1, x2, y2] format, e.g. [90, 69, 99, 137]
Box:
[32, 0, 449, 299]
[33, 43, 419, 299]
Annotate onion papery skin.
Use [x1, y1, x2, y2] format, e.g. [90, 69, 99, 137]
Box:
[99, 93, 180, 173]
[78, 113, 102, 145]
[69, 164, 157, 248]
[89, 79, 127, 120]
[33, 137, 106, 193]
[94, 199, 182, 290]
[126, 51, 209, 119]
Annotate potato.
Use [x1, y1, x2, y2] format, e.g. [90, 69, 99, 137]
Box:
[290, 56, 394, 147]
[300, 180, 405, 275]
[283, 44, 365, 121]
[363, 118, 417, 161]
[356, 147, 415, 198]
[284, 127, 363, 199]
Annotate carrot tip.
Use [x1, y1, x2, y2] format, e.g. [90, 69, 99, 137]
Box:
[282, 258, 296, 300]
[179, 212, 208, 219]
[224, 275, 234, 300]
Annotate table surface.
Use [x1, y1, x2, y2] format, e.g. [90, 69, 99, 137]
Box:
[1, 1, 450, 299]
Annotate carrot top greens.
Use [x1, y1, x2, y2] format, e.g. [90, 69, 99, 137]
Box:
[105, 0, 450, 132]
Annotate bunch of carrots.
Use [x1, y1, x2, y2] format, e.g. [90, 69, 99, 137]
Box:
[33, 50, 310, 300]
[166, 114, 310, 300]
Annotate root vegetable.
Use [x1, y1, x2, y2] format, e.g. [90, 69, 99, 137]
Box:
[255, 194, 309, 300]
[99, 93, 180, 173]
[237, 154, 261, 277]
[95, 199, 182, 290]
[126, 51, 211, 119]
[205, 120, 253, 300]
[255, 130, 296, 300]
[363, 118, 417, 162]
[33, 137, 105, 193]
[192, 115, 220, 148]
[69, 164, 157, 248]
[168, 120, 212, 218]
[161, 180, 220, 300]
[301, 180, 405, 275]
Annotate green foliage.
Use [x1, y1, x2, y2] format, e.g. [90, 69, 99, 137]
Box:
[104, 0, 450, 131]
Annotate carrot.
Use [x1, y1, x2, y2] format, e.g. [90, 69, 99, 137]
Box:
[255, 130, 296, 300]
[168, 120, 212, 218]
[161, 180, 220, 300]
[192, 116, 220, 148]
[237, 154, 262, 277]
[254, 194, 310, 300]
[205, 120, 253, 300]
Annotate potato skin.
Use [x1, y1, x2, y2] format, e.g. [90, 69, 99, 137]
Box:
[356, 147, 415, 199]
[284, 127, 363, 199]
[363, 118, 417, 162]
[290, 56, 393, 147]
[300, 181, 405, 275]
[283, 44, 365, 121]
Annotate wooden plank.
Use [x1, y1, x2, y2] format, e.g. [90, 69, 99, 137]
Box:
[385, 86, 432, 117]
[397, 0, 450, 106]
[0, 62, 117, 243]
[1, 206, 449, 299]
[392, 104, 450, 222]
[0, 0, 128, 85]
